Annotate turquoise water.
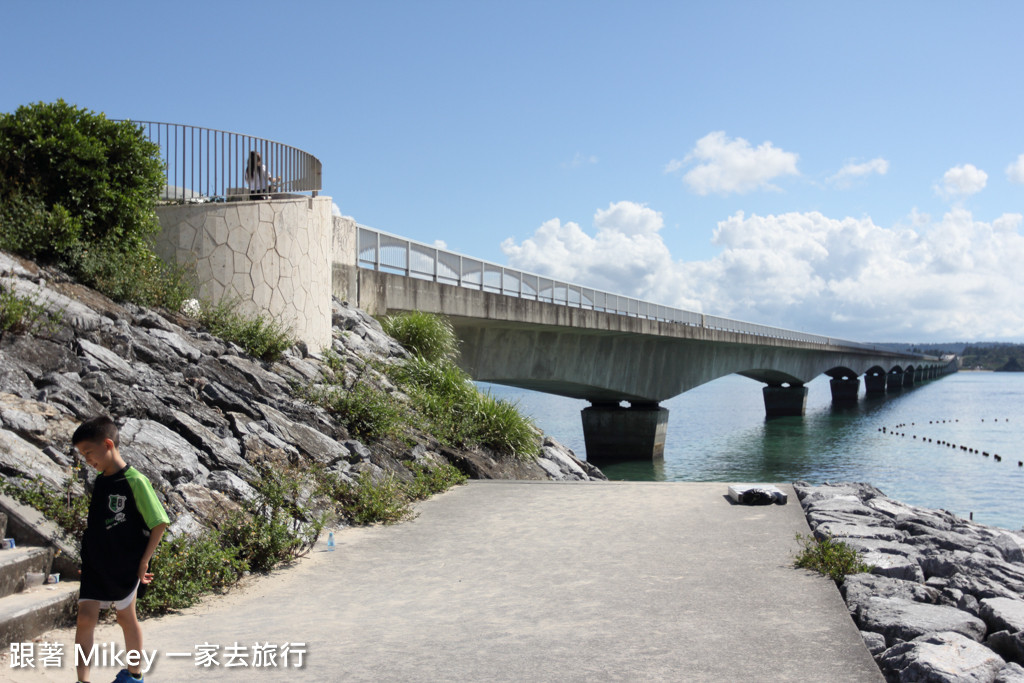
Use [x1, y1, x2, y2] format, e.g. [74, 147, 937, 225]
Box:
[479, 372, 1024, 531]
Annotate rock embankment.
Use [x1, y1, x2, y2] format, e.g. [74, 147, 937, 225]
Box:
[796, 482, 1024, 683]
[0, 250, 604, 549]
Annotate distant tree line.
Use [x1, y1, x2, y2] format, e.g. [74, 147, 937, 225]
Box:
[955, 343, 1024, 372]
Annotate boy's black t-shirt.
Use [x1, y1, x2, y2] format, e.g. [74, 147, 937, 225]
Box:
[80, 465, 169, 602]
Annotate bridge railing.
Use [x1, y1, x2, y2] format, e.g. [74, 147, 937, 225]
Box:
[356, 226, 928, 356]
[116, 120, 322, 202]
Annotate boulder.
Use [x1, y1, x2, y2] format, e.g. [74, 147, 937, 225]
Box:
[981, 598, 1024, 635]
[996, 663, 1024, 683]
[877, 631, 1005, 683]
[0, 429, 69, 490]
[987, 631, 1024, 665]
[842, 574, 939, 613]
[856, 597, 987, 646]
[814, 521, 905, 543]
[864, 551, 926, 583]
[118, 418, 206, 488]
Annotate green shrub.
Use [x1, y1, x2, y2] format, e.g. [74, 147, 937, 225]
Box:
[137, 532, 246, 617]
[0, 282, 63, 336]
[219, 465, 323, 572]
[0, 474, 88, 536]
[471, 391, 540, 457]
[312, 379, 406, 441]
[381, 311, 459, 363]
[388, 355, 540, 458]
[404, 462, 468, 501]
[0, 100, 164, 252]
[195, 297, 295, 362]
[338, 471, 415, 525]
[0, 100, 194, 309]
[794, 533, 873, 582]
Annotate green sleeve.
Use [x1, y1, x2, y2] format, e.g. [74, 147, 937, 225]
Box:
[125, 467, 171, 529]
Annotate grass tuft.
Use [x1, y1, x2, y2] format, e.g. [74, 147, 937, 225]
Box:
[794, 532, 873, 582]
[381, 310, 459, 363]
[192, 297, 295, 362]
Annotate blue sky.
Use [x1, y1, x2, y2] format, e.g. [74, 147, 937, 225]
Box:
[3, 1, 1022, 342]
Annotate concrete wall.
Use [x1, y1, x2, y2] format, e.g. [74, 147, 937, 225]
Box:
[154, 197, 333, 350]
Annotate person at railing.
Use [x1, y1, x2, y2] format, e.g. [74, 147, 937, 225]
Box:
[245, 150, 280, 200]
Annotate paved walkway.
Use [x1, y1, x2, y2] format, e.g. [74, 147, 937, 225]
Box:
[23, 481, 882, 682]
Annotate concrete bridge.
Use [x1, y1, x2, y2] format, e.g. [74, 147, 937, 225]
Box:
[333, 221, 956, 463]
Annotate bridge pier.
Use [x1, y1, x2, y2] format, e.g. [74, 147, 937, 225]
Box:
[903, 368, 916, 388]
[864, 371, 887, 395]
[762, 384, 808, 417]
[829, 377, 860, 404]
[581, 402, 668, 464]
[886, 371, 903, 392]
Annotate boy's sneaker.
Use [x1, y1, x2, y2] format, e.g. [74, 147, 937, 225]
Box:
[112, 669, 143, 683]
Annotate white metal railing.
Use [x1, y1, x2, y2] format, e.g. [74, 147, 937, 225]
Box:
[356, 226, 933, 358]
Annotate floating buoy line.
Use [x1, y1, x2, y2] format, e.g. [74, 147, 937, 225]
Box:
[876, 418, 1020, 467]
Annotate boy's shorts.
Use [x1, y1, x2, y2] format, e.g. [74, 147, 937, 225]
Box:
[79, 580, 140, 611]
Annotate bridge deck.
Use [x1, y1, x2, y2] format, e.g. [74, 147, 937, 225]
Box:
[36, 481, 882, 681]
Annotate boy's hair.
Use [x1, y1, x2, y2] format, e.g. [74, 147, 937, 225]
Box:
[72, 415, 120, 447]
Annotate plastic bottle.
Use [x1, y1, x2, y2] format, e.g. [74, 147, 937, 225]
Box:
[327, 531, 335, 551]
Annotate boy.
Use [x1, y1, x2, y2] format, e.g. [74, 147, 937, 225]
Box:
[72, 416, 169, 683]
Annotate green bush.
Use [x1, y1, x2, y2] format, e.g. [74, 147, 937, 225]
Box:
[0, 474, 88, 537]
[0, 281, 62, 336]
[794, 533, 873, 582]
[195, 297, 295, 362]
[311, 379, 406, 441]
[137, 532, 245, 617]
[404, 462, 469, 501]
[0, 100, 193, 309]
[381, 311, 459, 363]
[338, 471, 415, 525]
[219, 465, 323, 572]
[0, 100, 164, 253]
[472, 391, 539, 457]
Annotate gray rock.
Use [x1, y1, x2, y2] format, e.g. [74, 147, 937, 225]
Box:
[0, 362, 35, 397]
[34, 371, 105, 419]
[77, 338, 136, 382]
[856, 597, 987, 646]
[201, 381, 260, 418]
[118, 418, 206, 488]
[877, 631, 1005, 683]
[258, 403, 346, 465]
[344, 440, 372, 462]
[841, 537, 923, 561]
[842, 574, 939, 613]
[864, 551, 926, 583]
[987, 631, 1024, 665]
[862, 630, 888, 656]
[981, 598, 1024, 634]
[0, 429, 69, 489]
[993, 535, 1024, 564]
[206, 470, 257, 502]
[996, 663, 1024, 683]
[146, 328, 202, 361]
[814, 521, 905, 543]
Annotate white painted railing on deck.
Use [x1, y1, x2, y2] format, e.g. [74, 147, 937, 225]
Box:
[356, 226, 912, 356]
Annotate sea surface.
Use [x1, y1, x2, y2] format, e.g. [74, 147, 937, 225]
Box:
[478, 371, 1024, 531]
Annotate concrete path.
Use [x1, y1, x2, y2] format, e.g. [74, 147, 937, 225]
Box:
[20, 481, 883, 682]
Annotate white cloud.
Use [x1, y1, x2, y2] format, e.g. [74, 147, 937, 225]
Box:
[827, 158, 889, 188]
[331, 202, 342, 217]
[1007, 154, 1024, 184]
[937, 163, 988, 199]
[666, 131, 799, 196]
[502, 202, 1024, 340]
[564, 152, 598, 168]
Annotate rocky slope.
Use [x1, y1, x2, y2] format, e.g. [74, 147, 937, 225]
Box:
[0, 250, 604, 557]
[797, 482, 1024, 683]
